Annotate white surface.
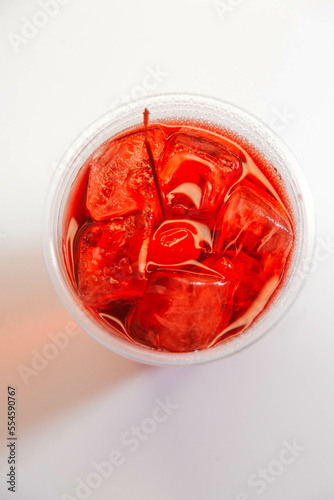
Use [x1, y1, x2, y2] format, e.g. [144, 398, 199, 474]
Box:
[1, 1, 334, 499]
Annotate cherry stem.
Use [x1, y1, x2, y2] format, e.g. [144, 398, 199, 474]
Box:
[143, 108, 166, 219]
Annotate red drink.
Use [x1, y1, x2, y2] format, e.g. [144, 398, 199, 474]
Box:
[62, 113, 295, 353]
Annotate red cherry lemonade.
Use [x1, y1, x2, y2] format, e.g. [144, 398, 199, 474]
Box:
[62, 113, 295, 353]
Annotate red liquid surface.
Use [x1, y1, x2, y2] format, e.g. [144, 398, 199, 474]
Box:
[63, 121, 295, 353]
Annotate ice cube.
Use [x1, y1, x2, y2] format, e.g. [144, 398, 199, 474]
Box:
[148, 219, 212, 266]
[216, 185, 293, 260]
[214, 186, 294, 335]
[203, 250, 269, 328]
[160, 128, 244, 222]
[76, 213, 151, 308]
[127, 270, 234, 352]
[86, 128, 166, 221]
[220, 250, 281, 335]
[226, 251, 265, 317]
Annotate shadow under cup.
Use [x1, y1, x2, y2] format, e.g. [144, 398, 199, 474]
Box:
[43, 94, 315, 366]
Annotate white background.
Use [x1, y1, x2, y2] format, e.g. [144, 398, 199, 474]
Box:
[1, 1, 334, 499]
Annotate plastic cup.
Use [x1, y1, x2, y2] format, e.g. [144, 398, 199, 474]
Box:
[43, 94, 315, 366]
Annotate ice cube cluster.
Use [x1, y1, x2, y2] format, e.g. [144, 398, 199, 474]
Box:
[74, 126, 294, 352]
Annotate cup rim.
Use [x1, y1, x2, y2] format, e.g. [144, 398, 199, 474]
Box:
[43, 92, 315, 366]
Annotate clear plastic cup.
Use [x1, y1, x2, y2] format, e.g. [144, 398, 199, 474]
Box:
[43, 94, 315, 366]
